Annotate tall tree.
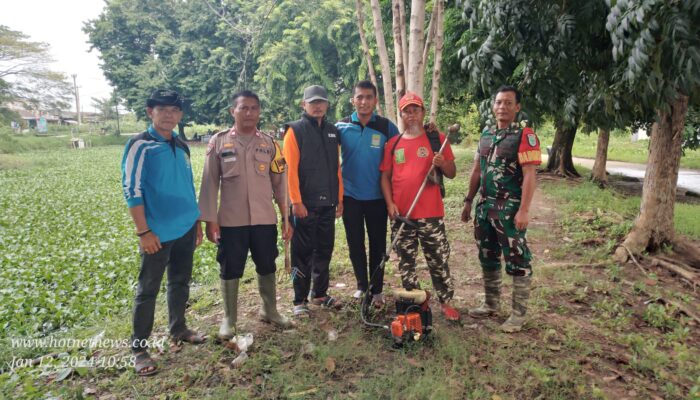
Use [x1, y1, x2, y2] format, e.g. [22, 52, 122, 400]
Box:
[355, 0, 382, 115]
[590, 128, 610, 186]
[609, 0, 700, 262]
[428, 0, 445, 123]
[369, 0, 396, 122]
[406, 0, 426, 94]
[0, 25, 71, 118]
[457, 1, 620, 177]
[391, 0, 407, 110]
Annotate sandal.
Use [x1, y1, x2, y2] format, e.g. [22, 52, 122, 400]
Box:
[293, 304, 310, 317]
[311, 296, 343, 309]
[172, 329, 207, 345]
[372, 293, 385, 308]
[134, 351, 157, 377]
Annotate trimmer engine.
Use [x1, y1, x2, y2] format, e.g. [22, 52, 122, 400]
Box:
[390, 289, 432, 345]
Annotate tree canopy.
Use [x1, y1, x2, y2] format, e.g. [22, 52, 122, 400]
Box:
[84, 0, 364, 128]
[0, 25, 72, 123]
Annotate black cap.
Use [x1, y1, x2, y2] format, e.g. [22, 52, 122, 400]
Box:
[303, 85, 328, 102]
[146, 89, 183, 109]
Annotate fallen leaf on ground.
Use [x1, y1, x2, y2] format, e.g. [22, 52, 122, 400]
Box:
[289, 388, 318, 398]
[469, 355, 478, 364]
[406, 358, 421, 368]
[325, 357, 336, 373]
[224, 341, 240, 352]
[83, 387, 97, 395]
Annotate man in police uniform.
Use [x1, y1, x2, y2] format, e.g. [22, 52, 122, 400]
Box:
[121, 89, 205, 376]
[461, 85, 541, 333]
[199, 90, 293, 340]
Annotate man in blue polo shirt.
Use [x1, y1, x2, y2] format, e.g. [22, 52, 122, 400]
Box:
[121, 89, 204, 376]
[336, 81, 399, 307]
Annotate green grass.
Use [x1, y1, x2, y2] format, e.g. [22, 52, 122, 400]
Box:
[0, 144, 698, 399]
[541, 166, 700, 240]
[0, 133, 131, 155]
[536, 122, 700, 170]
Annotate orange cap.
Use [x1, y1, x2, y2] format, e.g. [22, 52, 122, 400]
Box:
[399, 92, 424, 111]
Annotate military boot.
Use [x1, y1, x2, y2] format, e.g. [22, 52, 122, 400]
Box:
[500, 275, 531, 333]
[218, 279, 239, 341]
[258, 273, 293, 329]
[468, 269, 501, 318]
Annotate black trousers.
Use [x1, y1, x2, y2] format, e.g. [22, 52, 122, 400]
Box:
[217, 225, 278, 280]
[132, 224, 196, 352]
[342, 196, 387, 295]
[291, 206, 335, 305]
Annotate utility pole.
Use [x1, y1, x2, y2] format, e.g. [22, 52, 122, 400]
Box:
[71, 74, 82, 126]
[114, 92, 121, 136]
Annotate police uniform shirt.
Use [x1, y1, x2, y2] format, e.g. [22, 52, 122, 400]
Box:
[198, 127, 286, 227]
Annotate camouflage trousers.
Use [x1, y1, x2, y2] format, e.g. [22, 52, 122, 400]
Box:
[474, 206, 532, 277]
[391, 217, 454, 302]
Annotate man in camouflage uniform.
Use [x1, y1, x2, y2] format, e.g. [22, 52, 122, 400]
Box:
[380, 92, 460, 321]
[461, 85, 541, 332]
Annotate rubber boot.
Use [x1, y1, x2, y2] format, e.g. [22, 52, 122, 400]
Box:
[468, 269, 501, 318]
[258, 273, 293, 329]
[218, 279, 238, 341]
[500, 275, 531, 333]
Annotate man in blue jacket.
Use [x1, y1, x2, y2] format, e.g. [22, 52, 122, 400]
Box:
[121, 89, 204, 376]
[336, 81, 399, 307]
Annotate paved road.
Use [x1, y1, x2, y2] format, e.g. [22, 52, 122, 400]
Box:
[542, 156, 700, 194]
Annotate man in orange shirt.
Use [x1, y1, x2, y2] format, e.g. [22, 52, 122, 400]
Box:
[283, 85, 344, 316]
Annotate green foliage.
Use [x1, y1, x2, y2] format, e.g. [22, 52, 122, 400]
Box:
[643, 303, 679, 331]
[253, 0, 361, 124]
[606, 0, 700, 113]
[457, 1, 622, 130]
[85, 0, 363, 127]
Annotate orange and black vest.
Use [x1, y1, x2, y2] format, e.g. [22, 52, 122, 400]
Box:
[285, 114, 340, 207]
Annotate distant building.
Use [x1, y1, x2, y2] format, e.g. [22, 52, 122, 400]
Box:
[7, 105, 100, 129]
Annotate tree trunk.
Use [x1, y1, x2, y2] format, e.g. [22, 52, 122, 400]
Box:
[590, 127, 610, 187]
[399, 0, 408, 74]
[614, 95, 689, 262]
[391, 0, 406, 127]
[421, 1, 438, 89]
[369, 0, 396, 123]
[406, 0, 426, 96]
[545, 120, 580, 177]
[428, 0, 444, 123]
[355, 0, 382, 116]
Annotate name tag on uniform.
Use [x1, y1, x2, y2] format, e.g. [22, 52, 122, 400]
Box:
[395, 148, 405, 164]
[328, 133, 336, 138]
[371, 134, 381, 148]
[221, 150, 236, 162]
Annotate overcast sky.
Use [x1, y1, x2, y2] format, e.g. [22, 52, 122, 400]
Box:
[1, 0, 113, 112]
